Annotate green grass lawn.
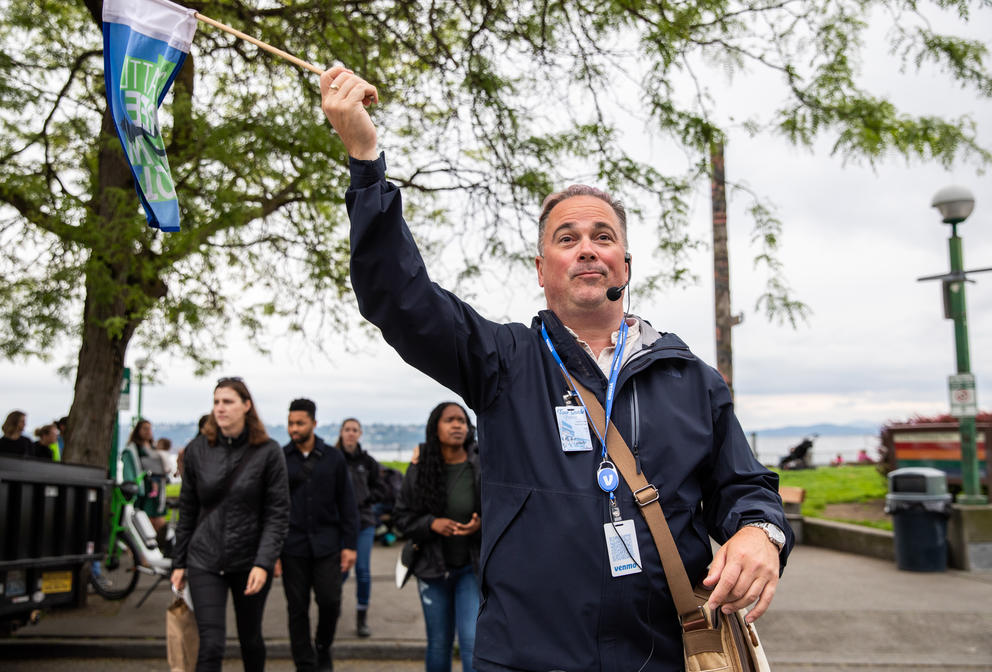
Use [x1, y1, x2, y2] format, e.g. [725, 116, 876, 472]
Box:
[381, 460, 410, 474]
[774, 464, 891, 530]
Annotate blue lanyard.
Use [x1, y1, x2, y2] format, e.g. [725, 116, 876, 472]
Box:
[541, 319, 629, 459]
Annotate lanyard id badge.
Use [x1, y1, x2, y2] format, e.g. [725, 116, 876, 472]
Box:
[555, 406, 595, 452]
[541, 321, 628, 460]
[604, 520, 642, 577]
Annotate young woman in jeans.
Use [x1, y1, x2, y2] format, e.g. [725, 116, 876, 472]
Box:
[395, 402, 481, 672]
[336, 417, 384, 637]
[170, 378, 289, 672]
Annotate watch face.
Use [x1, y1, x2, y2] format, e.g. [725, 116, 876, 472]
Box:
[751, 522, 784, 547]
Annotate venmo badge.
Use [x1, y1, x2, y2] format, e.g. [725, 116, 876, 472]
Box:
[597, 461, 619, 492]
[604, 520, 642, 577]
[555, 406, 594, 452]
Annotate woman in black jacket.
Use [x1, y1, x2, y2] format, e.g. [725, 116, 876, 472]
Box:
[336, 417, 383, 637]
[394, 402, 481, 672]
[171, 378, 289, 672]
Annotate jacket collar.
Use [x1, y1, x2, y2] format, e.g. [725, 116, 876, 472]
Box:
[533, 309, 695, 372]
[340, 441, 366, 462]
[283, 434, 326, 459]
[219, 426, 250, 449]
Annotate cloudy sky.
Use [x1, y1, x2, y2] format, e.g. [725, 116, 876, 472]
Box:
[2, 6, 991, 435]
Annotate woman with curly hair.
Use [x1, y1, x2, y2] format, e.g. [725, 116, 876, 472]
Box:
[395, 402, 481, 672]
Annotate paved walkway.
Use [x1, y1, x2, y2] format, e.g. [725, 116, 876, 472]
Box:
[3, 543, 991, 671]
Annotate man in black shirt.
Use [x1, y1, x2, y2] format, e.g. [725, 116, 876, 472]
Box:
[279, 399, 359, 672]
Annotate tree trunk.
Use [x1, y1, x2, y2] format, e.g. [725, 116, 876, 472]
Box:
[63, 287, 135, 468]
[62, 105, 141, 468]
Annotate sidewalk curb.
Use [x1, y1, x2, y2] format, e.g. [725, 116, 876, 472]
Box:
[0, 637, 425, 660]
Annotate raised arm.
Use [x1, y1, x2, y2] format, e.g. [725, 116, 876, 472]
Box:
[319, 67, 516, 412]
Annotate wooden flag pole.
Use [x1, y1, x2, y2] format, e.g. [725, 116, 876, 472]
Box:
[194, 13, 323, 75]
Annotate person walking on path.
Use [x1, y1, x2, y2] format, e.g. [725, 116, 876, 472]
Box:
[336, 417, 383, 638]
[33, 423, 60, 461]
[321, 66, 791, 671]
[279, 398, 359, 672]
[170, 378, 289, 672]
[127, 419, 168, 532]
[395, 402, 481, 672]
[1, 410, 49, 459]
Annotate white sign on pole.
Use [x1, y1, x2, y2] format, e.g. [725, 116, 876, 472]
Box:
[118, 367, 131, 411]
[949, 373, 977, 418]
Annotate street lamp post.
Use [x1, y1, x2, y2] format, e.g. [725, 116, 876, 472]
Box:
[135, 357, 149, 424]
[929, 186, 986, 504]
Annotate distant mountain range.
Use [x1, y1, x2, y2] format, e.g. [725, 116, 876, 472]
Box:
[752, 422, 880, 437]
[150, 421, 426, 460]
[148, 419, 879, 454]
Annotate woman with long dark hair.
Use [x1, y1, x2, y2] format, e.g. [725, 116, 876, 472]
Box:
[125, 419, 167, 531]
[395, 402, 481, 672]
[171, 378, 289, 672]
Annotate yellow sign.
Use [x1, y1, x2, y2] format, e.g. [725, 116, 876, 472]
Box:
[41, 571, 73, 595]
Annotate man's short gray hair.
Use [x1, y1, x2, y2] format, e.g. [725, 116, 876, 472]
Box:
[537, 185, 627, 255]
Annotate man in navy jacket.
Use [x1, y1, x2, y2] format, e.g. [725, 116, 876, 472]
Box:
[279, 398, 359, 672]
[320, 67, 793, 672]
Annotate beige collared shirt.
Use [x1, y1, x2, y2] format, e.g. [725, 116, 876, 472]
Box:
[565, 317, 641, 376]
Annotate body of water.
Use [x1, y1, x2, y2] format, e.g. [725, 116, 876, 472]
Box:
[366, 434, 885, 469]
[750, 434, 883, 467]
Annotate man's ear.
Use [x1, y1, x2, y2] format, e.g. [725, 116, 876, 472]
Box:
[535, 255, 545, 288]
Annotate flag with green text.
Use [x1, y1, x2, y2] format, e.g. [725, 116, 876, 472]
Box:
[103, 0, 197, 232]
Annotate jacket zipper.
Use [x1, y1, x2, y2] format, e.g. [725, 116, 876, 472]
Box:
[629, 378, 641, 474]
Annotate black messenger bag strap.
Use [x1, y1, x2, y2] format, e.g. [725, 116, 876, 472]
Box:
[569, 377, 708, 631]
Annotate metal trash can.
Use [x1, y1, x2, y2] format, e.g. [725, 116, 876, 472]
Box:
[885, 467, 952, 572]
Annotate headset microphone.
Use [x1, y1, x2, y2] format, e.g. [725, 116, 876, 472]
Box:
[606, 253, 632, 302]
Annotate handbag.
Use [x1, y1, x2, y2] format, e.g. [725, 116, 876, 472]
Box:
[571, 379, 771, 672]
[394, 539, 419, 589]
[166, 588, 199, 672]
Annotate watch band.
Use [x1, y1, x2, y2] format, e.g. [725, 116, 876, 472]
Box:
[744, 521, 785, 551]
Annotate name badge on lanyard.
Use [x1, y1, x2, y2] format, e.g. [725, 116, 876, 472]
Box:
[541, 321, 628, 458]
[555, 406, 595, 452]
[604, 520, 642, 577]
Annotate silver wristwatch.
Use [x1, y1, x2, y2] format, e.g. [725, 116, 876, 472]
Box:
[744, 521, 786, 551]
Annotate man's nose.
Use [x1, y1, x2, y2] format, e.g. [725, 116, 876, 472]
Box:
[576, 236, 597, 259]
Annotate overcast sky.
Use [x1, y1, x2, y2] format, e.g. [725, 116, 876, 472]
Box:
[2, 7, 991, 435]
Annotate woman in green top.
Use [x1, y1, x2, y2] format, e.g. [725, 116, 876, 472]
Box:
[123, 419, 168, 531]
[395, 402, 481, 672]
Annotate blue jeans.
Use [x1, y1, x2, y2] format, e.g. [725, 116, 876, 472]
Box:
[417, 565, 479, 672]
[342, 525, 375, 608]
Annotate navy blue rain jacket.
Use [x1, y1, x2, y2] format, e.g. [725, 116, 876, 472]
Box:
[346, 154, 793, 672]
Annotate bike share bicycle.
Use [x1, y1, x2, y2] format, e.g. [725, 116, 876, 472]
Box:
[89, 471, 175, 604]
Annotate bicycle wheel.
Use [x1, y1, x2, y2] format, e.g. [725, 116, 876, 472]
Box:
[89, 534, 140, 600]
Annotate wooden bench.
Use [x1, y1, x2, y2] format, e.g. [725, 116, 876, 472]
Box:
[779, 486, 806, 544]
